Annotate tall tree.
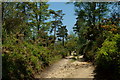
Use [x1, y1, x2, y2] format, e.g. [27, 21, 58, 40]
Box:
[50, 10, 65, 47]
[2, 2, 32, 42]
[72, 2, 109, 59]
[28, 2, 50, 39]
[57, 26, 68, 46]
[73, 2, 108, 38]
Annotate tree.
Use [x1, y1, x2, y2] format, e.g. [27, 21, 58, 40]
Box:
[72, 2, 109, 59]
[27, 2, 50, 40]
[2, 2, 70, 79]
[2, 2, 32, 42]
[73, 2, 108, 40]
[57, 26, 68, 46]
[50, 10, 65, 47]
[2, 2, 28, 34]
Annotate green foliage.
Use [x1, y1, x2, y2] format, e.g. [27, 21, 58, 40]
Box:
[50, 10, 66, 48]
[73, 2, 120, 79]
[95, 34, 120, 79]
[65, 35, 78, 55]
[57, 26, 68, 46]
[2, 35, 65, 79]
[3, 36, 39, 79]
[55, 44, 69, 58]
[59, 48, 69, 58]
[3, 2, 120, 80]
[2, 2, 69, 80]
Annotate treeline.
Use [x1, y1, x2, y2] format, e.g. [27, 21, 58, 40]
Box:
[2, 2, 75, 80]
[72, 2, 120, 80]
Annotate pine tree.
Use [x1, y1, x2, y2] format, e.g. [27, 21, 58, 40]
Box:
[2, 2, 32, 42]
[73, 2, 109, 59]
[73, 2, 109, 41]
[50, 10, 65, 47]
[57, 26, 68, 46]
[28, 2, 50, 39]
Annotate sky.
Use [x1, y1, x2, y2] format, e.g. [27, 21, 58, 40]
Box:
[49, 0, 70, 2]
[47, 2, 76, 34]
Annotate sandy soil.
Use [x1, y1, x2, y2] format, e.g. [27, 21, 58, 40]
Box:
[35, 55, 95, 78]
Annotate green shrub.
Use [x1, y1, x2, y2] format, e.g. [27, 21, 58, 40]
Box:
[2, 35, 65, 79]
[55, 44, 69, 58]
[95, 34, 120, 79]
[2, 37, 41, 79]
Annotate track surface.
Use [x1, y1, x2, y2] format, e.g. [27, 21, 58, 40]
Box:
[35, 55, 95, 78]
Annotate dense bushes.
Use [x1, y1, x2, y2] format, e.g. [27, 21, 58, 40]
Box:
[3, 37, 37, 79]
[54, 44, 69, 58]
[78, 23, 120, 79]
[94, 34, 120, 79]
[2, 34, 68, 80]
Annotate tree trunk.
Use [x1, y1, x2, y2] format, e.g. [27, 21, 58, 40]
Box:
[62, 36, 64, 46]
[54, 26, 56, 49]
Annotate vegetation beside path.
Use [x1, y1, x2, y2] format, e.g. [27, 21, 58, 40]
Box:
[2, 2, 120, 80]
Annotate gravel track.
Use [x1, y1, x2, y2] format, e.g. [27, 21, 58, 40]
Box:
[35, 55, 95, 78]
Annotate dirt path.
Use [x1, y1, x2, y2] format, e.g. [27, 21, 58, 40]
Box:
[35, 55, 95, 78]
